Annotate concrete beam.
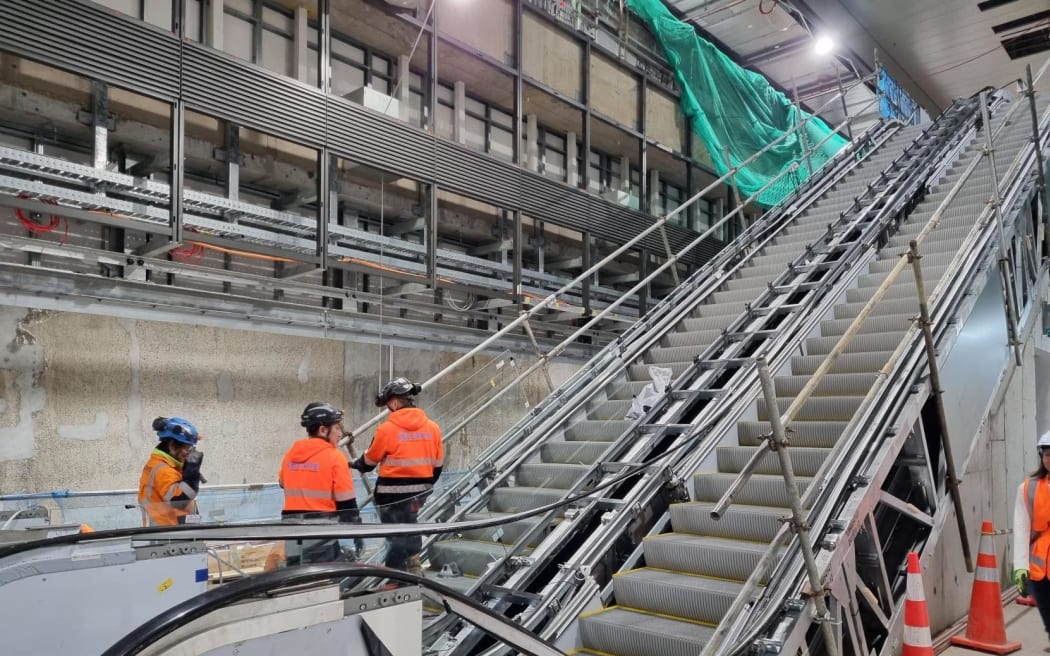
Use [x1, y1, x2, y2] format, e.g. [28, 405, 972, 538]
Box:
[526, 114, 539, 172]
[468, 239, 513, 256]
[383, 216, 426, 236]
[293, 6, 310, 84]
[453, 81, 466, 145]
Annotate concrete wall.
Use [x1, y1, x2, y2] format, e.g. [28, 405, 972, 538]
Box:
[522, 12, 583, 101]
[0, 305, 577, 495]
[923, 287, 1046, 634]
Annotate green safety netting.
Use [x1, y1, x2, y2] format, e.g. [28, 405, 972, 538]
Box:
[627, 0, 849, 207]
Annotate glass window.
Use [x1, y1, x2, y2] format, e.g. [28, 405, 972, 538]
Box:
[332, 59, 366, 97]
[546, 149, 565, 181]
[491, 108, 513, 129]
[94, 0, 138, 17]
[262, 7, 293, 33]
[490, 125, 514, 162]
[223, 15, 254, 61]
[333, 40, 365, 63]
[465, 97, 486, 117]
[143, 0, 172, 30]
[261, 30, 293, 77]
[227, 0, 253, 13]
[465, 115, 486, 151]
[185, 0, 203, 41]
[436, 104, 454, 140]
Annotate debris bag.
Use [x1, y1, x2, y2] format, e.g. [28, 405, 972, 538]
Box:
[626, 366, 673, 421]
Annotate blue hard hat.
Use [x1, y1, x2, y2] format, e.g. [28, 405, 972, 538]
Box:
[154, 416, 200, 445]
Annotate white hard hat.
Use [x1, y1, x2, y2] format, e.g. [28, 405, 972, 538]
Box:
[1038, 431, 1050, 448]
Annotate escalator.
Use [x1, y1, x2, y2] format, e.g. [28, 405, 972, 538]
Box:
[569, 91, 1049, 656]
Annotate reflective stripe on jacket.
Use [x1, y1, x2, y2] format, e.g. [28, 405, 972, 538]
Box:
[1024, 476, 1050, 580]
[365, 407, 443, 482]
[138, 449, 195, 527]
[279, 438, 355, 514]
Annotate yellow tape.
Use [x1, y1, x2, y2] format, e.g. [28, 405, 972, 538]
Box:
[157, 577, 173, 593]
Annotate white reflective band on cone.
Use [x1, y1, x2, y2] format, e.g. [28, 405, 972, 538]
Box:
[903, 625, 933, 648]
[907, 574, 926, 601]
[975, 566, 999, 583]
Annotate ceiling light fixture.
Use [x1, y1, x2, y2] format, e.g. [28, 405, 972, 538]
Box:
[814, 35, 835, 55]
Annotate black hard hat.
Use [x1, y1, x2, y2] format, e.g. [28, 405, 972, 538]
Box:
[375, 377, 422, 407]
[300, 402, 344, 428]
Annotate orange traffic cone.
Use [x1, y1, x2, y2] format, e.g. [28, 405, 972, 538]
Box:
[950, 521, 1022, 654]
[903, 552, 934, 656]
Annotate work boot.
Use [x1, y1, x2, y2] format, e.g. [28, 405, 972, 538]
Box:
[406, 554, 424, 577]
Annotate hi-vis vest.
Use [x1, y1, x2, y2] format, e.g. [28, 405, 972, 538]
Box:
[1023, 476, 1050, 580]
[138, 449, 195, 527]
[279, 438, 355, 514]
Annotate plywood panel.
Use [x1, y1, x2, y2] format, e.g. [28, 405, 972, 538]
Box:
[522, 13, 582, 101]
[645, 86, 684, 153]
[590, 53, 637, 128]
[437, 0, 513, 64]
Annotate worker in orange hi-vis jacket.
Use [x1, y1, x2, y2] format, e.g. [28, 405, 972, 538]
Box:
[352, 378, 442, 575]
[138, 416, 204, 527]
[280, 402, 362, 565]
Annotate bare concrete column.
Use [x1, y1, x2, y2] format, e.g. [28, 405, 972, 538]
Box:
[293, 6, 310, 84]
[566, 132, 578, 186]
[207, 0, 223, 50]
[618, 155, 630, 192]
[397, 54, 411, 121]
[526, 114, 539, 172]
[453, 81, 467, 145]
[648, 169, 661, 216]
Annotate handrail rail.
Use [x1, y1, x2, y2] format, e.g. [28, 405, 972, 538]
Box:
[707, 64, 1050, 656]
[339, 81, 865, 447]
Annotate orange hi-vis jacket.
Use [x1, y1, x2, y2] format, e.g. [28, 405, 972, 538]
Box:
[279, 438, 356, 515]
[1023, 476, 1050, 580]
[365, 407, 443, 496]
[138, 449, 197, 527]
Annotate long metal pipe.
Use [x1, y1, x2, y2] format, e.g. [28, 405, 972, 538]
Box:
[908, 239, 972, 572]
[980, 90, 1024, 366]
[756, 358, 837, 656]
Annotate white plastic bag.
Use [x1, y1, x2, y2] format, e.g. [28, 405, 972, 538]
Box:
[625, 366, 673, 420]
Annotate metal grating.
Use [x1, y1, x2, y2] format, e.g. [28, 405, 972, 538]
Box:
[0, 0, 181, 100]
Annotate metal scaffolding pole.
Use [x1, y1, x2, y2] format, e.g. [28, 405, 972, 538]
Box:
[908, 240, 973, 573]
[755, 357, 837, 656]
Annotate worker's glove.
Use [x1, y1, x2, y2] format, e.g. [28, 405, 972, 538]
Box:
[182, 449, 204, 491]
[1013, 568, 1030, 597]
[350, 457, 375, 473]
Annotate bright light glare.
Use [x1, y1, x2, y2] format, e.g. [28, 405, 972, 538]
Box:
[814, 36, 835, 55]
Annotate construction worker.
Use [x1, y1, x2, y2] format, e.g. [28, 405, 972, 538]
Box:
[138, 416, 204, 526]
[1013, 430, 1050, 643]
[351, 377, 443, 575]
[280, 402, 362, 565]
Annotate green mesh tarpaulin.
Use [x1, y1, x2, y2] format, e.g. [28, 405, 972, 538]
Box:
[627, 0, 849, 207]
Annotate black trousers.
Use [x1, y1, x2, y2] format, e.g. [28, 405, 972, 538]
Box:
[376, 495, 423, 569]
[1030, 576, 1050, 640]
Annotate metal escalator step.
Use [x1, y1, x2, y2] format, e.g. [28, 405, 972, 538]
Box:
[845, 284, 918, 304]
[773, 373, 878, 397]
[630, 361, 692, 381]
[460, 512, 553, 546]
[488, 486, 567, 513]
[804, 331, 907, 355]
[541, 441, 609, 465]
[648, 344, 711, 364]
[589, 399, 634, 421]
[791, 351, 890, 375]
[680, 315, 734, 332]
[579, 606, 715, 656]
[856, 264, 947, 290]
[740, 258, 799, 280]
[565, 419, 630, 442]
[515, 462, 591, 489]
[723, 275, 780, 292]
[757, 395, 863, 422]
[642, 533, 769, 580]
[868, 251, 953, 274]
[887, 223, 974, 249]
[737, 420, 846, 447]
[694, 472, 811, 505]
[428, 538, 522, 577]
[821, 313, 913, 336]
[670, 501, 783, 541]
[711, 286, 772, 306]
[607, 379, 650, 400]
[613, 568, 744, 625]
[717, 445, 829, 477]
[834, 297, 924, 320]
[664, 328, 723, 349]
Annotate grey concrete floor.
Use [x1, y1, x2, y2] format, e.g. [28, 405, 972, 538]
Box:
[940, 598, 1048, 655]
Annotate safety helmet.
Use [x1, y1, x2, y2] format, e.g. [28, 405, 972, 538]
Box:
[375, 377, 422, 407]
[153, 416, 200, 446]
[1038, 431, 1050, 449]
[300, 402, 344, 429]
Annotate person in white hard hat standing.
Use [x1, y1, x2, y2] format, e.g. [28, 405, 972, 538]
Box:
[1013, 430, 1050, 645]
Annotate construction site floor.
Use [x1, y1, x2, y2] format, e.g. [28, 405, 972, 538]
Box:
[939, 600, 1048, 654]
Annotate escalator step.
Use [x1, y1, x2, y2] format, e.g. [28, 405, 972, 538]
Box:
[428, 538, 528, 577]
[756, 395, 864, 422]
[515, 462, 591, 489]
[804, 331, 906, 356]
[737, 420, 846, 447]
[488, 486, 567, 513]
[642, 533, 770, 581]
[459, 512, 554, 546]
[716, 445, 830, 477]
[669, 502, 783, 542]
[613, 567, 745, 624]
[791, 350, 891, 375]
[565, 420, 630, 442]
[579, 607, 715, 656]
[772, 372, 879, 396]
[694, 472, 811, 506]
[541, 441, 609, 465]
[588, 398, 634, 421]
